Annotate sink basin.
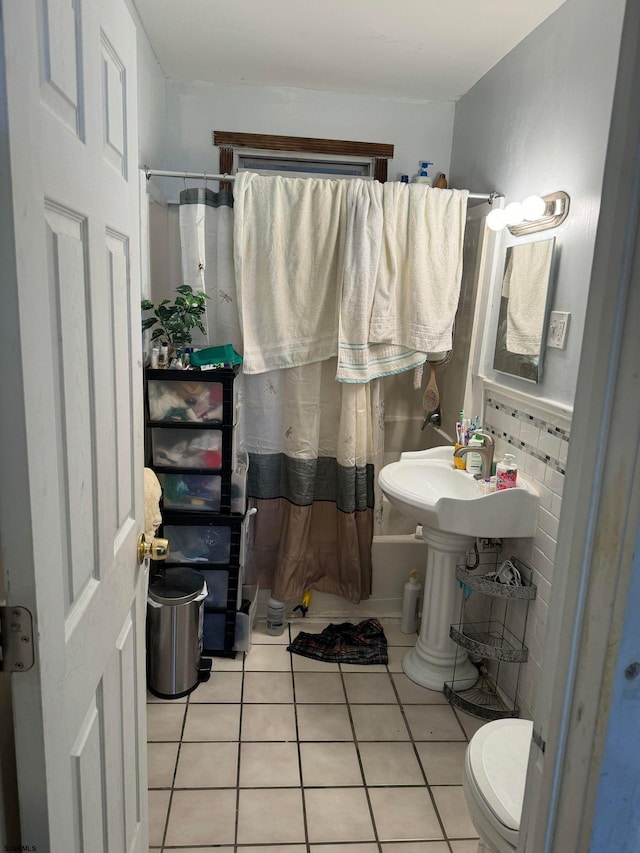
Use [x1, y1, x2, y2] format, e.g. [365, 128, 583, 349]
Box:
[378, 446, 538, 538]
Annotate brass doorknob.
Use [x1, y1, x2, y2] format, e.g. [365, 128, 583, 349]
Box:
[137, 533, 169, 565]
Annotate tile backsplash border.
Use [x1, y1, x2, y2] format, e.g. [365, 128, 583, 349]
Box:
[484, 395, 569, 475]
[479, 382, 572, 720]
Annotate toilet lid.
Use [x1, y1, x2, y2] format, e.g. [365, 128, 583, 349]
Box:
[467, 718, 533, 831]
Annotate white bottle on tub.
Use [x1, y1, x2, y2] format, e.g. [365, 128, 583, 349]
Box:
[401, 570, 421, 634]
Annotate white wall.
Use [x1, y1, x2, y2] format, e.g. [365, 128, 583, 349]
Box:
[152, 79, 455, 201]
[450, 0, 625, 718]
[144, 77, 460, 453]
[132, 4, 625, 716]
[451, 0, 625, 408]
[127, 0, 166, 168]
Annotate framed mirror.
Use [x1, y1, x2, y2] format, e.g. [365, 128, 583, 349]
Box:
[492, 235, 556, 383]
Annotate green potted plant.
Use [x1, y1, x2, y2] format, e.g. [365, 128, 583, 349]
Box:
[141, 285, 209, 351]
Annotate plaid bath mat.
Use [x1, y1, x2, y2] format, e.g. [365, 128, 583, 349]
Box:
[287, 618, 388, 665]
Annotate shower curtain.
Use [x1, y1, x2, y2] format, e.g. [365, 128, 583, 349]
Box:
[242, 361, 384, 603]
[179, 186, 384, 603]
[179, 187, 242, 352]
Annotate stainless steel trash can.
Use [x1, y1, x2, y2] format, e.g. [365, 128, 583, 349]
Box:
[147, 568, 206, 699]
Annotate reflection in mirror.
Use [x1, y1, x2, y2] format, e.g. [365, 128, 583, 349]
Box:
[493, 237, 556, 383]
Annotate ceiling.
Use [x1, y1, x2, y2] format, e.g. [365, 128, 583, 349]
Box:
[133, 0, 566, 102]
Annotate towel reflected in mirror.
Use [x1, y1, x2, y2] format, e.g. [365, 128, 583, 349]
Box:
[502, 239, 554, 355]
[493, 237, 556, 383]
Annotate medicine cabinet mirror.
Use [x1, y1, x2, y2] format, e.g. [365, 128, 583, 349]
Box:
[492, 236, 556, 383]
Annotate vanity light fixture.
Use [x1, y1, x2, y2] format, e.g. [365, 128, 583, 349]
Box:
[487, 191, 570, 236]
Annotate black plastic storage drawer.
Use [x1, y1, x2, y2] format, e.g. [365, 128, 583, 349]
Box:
[145, 366, 239, 426]
[158, 472, 223, 512]
[156, 460, 245, 517]
[161, 514, 243, 567]
[199, 567, 233, 610]
[202, 609, 236, 656]
[149, 426, 230, 472]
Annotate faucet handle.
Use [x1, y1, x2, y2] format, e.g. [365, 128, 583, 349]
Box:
[475, 431, 494, 448]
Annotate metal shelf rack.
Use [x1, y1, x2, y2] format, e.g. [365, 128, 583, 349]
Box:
[444, 554, 536, 720]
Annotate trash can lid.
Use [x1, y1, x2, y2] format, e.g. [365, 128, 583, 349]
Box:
[149, 568, 205, 606]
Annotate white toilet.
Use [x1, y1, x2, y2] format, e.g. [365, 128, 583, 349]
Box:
[463, 718, 533, 853]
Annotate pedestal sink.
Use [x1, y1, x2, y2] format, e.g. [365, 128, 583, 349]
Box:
[378, 446, 538, 691]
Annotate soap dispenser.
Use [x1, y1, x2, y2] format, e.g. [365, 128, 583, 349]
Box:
[496, 454, 518, 490]
[414, 161, 433, 185]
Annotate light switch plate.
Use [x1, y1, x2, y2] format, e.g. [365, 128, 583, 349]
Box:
[547, 311, 570, 349]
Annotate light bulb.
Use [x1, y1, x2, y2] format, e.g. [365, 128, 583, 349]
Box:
[486, 208, 508, 231]
[504, 202, 525, 226]
[522, 195, 546, 220]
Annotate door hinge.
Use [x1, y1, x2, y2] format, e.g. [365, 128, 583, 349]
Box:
[0, 606, 35, 673]
[532, 726, 546, 754]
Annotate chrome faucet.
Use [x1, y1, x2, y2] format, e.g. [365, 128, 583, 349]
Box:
[453, 431, 495, 480]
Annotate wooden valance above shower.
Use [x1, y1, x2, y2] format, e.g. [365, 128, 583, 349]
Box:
[212, 130, 394, 183]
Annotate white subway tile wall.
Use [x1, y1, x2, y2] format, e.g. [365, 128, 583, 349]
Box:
[481, 390, 571, 719]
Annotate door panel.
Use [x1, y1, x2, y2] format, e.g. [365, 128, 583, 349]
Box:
[103, 613, 141, 852]
[0, 0, 146, 849]
[44, 202, 96, 607]
[106, 230, 136, 529]
[71, 698, 106, 850]
[100, 32, 127, 177]
[38, 0, 84, 137]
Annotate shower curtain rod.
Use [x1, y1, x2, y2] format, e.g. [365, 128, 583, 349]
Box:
[143, 166, 498, 202]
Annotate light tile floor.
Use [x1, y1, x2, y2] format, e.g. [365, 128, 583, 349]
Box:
[148, 618, 483, 852]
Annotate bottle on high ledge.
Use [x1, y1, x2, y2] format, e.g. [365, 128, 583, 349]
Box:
[413, 161, 433, 185]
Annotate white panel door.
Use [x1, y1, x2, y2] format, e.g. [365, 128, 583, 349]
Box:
[0, 0, 147, 849]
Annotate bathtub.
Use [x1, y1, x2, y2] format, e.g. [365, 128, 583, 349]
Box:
[284, 497, 427, 620]
[369, 498, 427, 616]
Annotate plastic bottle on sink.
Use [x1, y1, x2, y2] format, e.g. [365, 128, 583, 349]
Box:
[496, 454, 518, 490]
[465, 434, 484, 477]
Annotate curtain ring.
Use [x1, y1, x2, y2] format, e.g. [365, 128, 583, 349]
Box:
[203, 170, 208, 189]
[183, 171, 188, 190]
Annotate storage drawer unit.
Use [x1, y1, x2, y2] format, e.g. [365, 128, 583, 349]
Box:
[146, 364, 248, 657]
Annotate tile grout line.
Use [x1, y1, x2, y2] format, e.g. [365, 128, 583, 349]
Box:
[288, 624, 312, 853]
[387, 667, 450, 846]
[338, 661, 384, 852]
[159, 694, 190, 852]
[233, 650, 247, 852]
